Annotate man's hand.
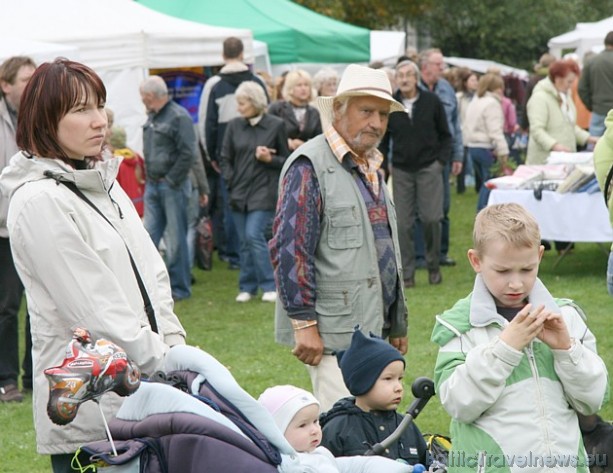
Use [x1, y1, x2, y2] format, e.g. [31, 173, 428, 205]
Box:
[210, 160, 221, 174]
[389, 336, 408, 355]
[499, 304, 548, 351]
[292, 325, 324, 366]
[537, 312, 571, 350]
[451, 161, 463, 176]
[199, 194, 209, 208]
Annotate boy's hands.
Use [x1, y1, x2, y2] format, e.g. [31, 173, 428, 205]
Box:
[499, 304, 548, 351]
[537, 312, 572, 350]
[499, 304, 571, 351]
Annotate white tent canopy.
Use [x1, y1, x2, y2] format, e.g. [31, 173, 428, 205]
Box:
[548, 16, 613, 59]
[3, 0, 255, 151]
[444, 57, 529, 80]
[0, 38, 79, 64]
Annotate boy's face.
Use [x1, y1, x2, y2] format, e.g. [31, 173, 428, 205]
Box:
[468, 241, 544, 309]
[355, 360, 405, 412]
[284, 404, 322, 453]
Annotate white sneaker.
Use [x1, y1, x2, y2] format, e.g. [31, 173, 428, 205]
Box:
[261, 291, 277, 303]
[235, 292, 252, 303]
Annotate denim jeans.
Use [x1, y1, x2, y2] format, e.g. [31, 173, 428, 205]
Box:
[144, 179, 192, 300]
[589, 112, 606, 138]
[469, 147, 495, 211]
[607, 251, 613, 296]
[232, 210, 276, 294]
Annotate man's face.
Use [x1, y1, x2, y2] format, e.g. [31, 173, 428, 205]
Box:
[1, 64, 36, 109]
[140, 91, 155, 113]
[396, 64, 418, 97]
[422, 52, 445, 85]
[334, 96, 390, 156]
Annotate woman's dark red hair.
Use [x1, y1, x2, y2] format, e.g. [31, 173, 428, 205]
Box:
[548, 59, 580, 82]
[16, 58, 106, 161]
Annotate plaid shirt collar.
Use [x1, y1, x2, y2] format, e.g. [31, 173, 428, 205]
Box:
[324, 125, 383, 196]
[324, 125, 383, 170]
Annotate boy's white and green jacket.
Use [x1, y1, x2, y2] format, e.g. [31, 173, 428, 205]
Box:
[431, 275, 609, 473]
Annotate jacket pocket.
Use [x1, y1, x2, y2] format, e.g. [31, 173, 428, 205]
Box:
[325, 206, 363, 249]
[316, 284, 362, 333]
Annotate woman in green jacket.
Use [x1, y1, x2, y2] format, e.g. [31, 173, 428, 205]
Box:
[526, 59, 597, 165]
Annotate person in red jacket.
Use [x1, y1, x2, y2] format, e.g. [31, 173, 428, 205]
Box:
[110, 126, 145, 217]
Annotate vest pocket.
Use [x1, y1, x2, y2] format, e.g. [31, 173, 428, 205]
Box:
[326, 206, 363, 249]
[316, 284, 362, 333]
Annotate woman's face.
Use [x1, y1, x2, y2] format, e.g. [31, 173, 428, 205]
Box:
[290, 78, 312, 104]
[466, 74, 478, 92]
[319, 78, 338, 97]
[553, 72, 576, 94]
[237, 95, 257, 118]
[57, 94, 107, 160]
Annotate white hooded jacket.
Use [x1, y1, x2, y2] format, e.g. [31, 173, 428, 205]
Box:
[0, 151, 186, 454]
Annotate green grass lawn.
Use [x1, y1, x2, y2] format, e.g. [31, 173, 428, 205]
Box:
[1, 188, 612, 472]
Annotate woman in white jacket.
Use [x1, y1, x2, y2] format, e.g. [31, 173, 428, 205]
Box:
[0, 59, 186, 472]
[464, 73, 509, 210]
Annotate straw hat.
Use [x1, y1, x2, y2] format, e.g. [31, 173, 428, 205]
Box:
[315, 64, 405, 127]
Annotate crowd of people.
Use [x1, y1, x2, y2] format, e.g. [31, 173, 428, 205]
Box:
[0, 32, 612, 473]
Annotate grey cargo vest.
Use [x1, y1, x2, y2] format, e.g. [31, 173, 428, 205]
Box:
[274, 135, 408, 353]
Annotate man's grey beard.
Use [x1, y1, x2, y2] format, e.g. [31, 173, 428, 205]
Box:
[346, 132, 382, 156]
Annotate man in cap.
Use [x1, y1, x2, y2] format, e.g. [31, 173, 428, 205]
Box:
[269, 64, 408, 411]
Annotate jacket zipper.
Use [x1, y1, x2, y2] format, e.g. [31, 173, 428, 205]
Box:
[525, 343, 552, 455]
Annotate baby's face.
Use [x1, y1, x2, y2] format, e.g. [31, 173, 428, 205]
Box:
[468, 241, 543, 309]
[285, 404, 322, 453]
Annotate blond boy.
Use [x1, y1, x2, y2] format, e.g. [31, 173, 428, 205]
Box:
[431, 203, 607, 473]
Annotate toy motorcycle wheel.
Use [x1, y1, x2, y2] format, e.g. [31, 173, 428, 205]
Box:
[47, 388, 79, 426]
[113, 365, 141, 397]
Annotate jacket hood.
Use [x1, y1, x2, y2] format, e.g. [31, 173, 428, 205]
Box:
[532, 76, 562, 101]
[431, 274, 561, 347]
[0, 151, 121, 202]
[114, 149, 141, 168]
[218, 69, 256, 87]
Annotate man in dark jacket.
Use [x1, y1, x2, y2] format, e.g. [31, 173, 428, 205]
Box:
[379, 60, 451, 288]
[201, 37, 269, 269]
[140, 76, 197, 301]
[579, 31, 613, 138]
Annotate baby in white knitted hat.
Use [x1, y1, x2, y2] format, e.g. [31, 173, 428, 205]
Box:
[258, 384, 412, 473]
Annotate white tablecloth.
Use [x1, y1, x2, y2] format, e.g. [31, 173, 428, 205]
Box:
[488, 190, 613, 242]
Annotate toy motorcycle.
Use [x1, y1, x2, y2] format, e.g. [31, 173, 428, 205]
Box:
[44, 328, 141, 426]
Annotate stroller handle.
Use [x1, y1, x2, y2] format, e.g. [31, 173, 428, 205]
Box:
[364, 377, 435, 456]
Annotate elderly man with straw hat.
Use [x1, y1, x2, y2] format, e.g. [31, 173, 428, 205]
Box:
[269, 64, 409, 410]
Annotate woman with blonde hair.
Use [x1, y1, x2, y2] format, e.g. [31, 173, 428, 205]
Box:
[464, 72, 509, 210]
[268, 69, 322, 152]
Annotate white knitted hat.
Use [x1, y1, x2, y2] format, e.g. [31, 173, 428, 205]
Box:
[258, 385, 319, 434]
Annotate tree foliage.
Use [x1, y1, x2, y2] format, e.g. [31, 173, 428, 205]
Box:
[293, 0, 613, 69]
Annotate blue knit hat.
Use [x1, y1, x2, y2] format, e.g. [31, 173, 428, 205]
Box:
[336, 329, 405, 396]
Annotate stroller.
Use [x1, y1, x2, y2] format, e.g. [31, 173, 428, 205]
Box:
[77, 345, 433, 473]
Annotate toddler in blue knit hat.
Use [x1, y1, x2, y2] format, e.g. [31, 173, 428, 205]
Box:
[319, 329, 430, 466]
